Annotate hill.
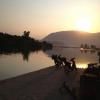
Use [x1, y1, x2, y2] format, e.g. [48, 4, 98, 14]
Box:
[43, 31, 100, 47]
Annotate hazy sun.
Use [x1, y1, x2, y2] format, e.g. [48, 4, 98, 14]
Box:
[75, 17, 91, 32]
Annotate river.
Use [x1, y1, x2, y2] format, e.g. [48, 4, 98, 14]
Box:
[0, 47, 99, 80]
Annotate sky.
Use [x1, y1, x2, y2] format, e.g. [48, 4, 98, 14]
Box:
[0, 0, 100, 39]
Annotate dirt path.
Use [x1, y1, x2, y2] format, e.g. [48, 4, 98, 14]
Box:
[0, 66, 84, 100]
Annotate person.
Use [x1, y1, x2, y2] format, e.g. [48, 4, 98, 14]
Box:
[51, 54, 61, 69]
[51, 55, 58, 66]
[61, 57, 72, 72]
[70, 58, 77, 71]
[58, 55, 63, 67]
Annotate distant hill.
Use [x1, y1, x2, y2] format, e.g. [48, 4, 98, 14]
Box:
[43, 31, 100, 47]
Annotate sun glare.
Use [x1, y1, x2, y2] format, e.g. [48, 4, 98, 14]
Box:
[75, 17, 92, 32]
[77, 63, 88, 69]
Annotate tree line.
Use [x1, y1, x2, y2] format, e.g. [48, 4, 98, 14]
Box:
[0, 31, 52, 53]
[80, 44, 97, 49]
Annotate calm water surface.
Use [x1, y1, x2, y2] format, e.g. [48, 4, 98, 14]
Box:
[0, 47, 99, 80]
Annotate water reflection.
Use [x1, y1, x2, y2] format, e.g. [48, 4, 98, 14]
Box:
[80, 49, 96, 54]
[77, 63, 87, 69]
[21, 50, 41, 61]
[0, 47, 100, 80]
[0, 51, 53, 80]
[45, 47, 99, 69]
[21, 50, 30, 61]
[0, 49, 42, 61]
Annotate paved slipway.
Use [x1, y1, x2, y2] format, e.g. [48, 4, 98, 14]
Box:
[0, 66, 84, 100]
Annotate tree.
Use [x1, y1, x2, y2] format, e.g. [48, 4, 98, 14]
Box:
[80, 44, 84, 48]
[84, 44, 89, 49]
[23, 31, 30, 38]
[91, 45, 96, 49]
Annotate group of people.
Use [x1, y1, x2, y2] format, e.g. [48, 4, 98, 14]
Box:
[51, 54, 77, 72]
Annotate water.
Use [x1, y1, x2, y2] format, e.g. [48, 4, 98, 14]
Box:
[0, 51, 53, 80]
[0, 47, 99, 80]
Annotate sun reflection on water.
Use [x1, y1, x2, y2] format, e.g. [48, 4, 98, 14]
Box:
[77, 63, 88, 69]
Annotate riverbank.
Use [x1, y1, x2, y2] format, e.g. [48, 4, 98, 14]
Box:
[0, 66, 84, 100]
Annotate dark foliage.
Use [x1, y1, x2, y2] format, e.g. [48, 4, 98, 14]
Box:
[0, 32, 52, 53]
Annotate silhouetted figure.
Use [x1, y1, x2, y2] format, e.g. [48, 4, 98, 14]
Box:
[62, 57, 72, 72]
[52, 55, 60, 69]
[52, 55, 57, 65]
[70, 58, 77, 71]
[61, 57, 67, 66]
[97, 52, 100, 63]
[58, 55, 64, 67]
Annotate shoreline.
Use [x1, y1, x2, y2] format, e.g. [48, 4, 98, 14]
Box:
[0, 66, 55, 83]
[0, 66, 84, 100]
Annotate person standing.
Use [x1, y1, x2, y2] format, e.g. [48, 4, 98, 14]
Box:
[70, 58, 77, 71]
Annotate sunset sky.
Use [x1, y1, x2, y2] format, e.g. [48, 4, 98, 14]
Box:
[0, 0, 100, 39]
